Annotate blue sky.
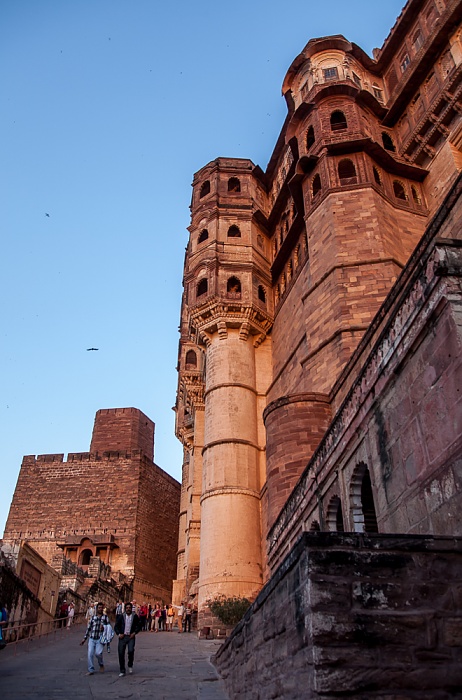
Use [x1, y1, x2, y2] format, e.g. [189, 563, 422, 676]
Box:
[1, 0, 405, 535]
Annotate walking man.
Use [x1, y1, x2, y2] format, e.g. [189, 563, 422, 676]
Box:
[114, 601, 141, 677]
[80, 602, 109, 675]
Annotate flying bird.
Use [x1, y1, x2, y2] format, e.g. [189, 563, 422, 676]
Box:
[45, 213, 50, 217]
[86, 348, 99, 351]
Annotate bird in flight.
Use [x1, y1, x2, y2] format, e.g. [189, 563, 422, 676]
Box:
[45, 213, 50, 217]
[86, 348, 99, 351]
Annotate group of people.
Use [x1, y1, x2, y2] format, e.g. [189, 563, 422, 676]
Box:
[81, 599, 195, 676]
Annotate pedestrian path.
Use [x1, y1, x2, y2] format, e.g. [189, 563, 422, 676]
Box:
[0, 625, 229, 699]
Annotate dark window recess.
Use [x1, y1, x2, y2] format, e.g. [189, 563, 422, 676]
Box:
[198, 229, 208, 243]
[185, 350, 197, 367]
[306, 125, 315, 149]
[197, 278, 208, 296]
[330, 110, 348, 131]
[352, 72, 361, 88]
[312, 174, 322, 198]
[199, 180, 210, 198]
[411, 186, 422, 205]
[258, 285, 266, 304]
[226, 276, 241, 299]
[393, 180, 407, 200]
[338, 159, 357, 185]
[382, 132, 396, 152]
[373, 167, 382, 186]
[361, 470, 379, 533]
[227, 225, 241, 238]
[228, 177, 241, 192]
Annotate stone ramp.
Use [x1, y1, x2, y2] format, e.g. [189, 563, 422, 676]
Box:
[0, 626, 229, 699]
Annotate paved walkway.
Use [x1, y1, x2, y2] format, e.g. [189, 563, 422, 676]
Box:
[0, 625, 229, 699]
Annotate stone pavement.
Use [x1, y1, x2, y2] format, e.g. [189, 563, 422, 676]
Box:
[0, 625, 230, 699]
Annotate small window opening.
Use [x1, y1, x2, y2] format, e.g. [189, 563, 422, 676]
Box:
[185, 349, 197, 367]
[312, 173, 322, 198]
[197, 278, 208, 297]
[228, 225, 241, 238]
[198, 229, 208, 243]
[226, 276, 241, 299]
[382, 132, 396, 152]
[400, 53, 411, 73]
[372, 84, 383, 102]
[338, 158, 357, 185]
[373, 167, 382, 186]
[352, 72, 361, 88]
[199, 181, 210, 198]
[330, 110, 348, 131]
[306, 125, 315, 149]
[327, 495, 345, 532]
[310, 520, 321, 531]
[258, 285, 266, 304]
[323, 66, 338, 81]
[228, 177, 241, 192]
[361, 471, 379, 533]
[412, 30, 424, 53]
[411, 185, 422, 205]
[393, 180, 407, 200]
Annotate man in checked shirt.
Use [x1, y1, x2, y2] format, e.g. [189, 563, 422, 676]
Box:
[80, 602, 109, 675]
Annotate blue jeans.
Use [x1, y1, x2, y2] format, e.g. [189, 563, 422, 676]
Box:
[87, 638, 104, 672]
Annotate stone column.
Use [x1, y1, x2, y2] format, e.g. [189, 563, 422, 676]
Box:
[198, 328, 263, 618]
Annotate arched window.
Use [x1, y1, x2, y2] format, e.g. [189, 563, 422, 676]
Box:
[185, 350, 197, 367]
[226, 276, 241, 299]
[338, 158, 357, 185]
[393, 180, 407, 200]
[197, 278, 208, 297]
[312, 173, 322, 198]
[257, 234, 264, 249]
[411, 185, 422, 206]
[326, 495, 345, 532]
[382, 132, 396, 152]
[258, 285, 266, 304]
[198, 229, 208, 243]
[200, 180, 210, 198]
[227, 225, 241, 238]
[79, 549, 93, 566]
[373, 167, 382, 186]
[330, 110, 348, 131]
[228, 177, 241, 192]
[350, 463, 379, 533]
[306, 125, 315, 149]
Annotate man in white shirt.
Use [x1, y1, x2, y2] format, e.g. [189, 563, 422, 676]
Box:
[114, 602, 141, 677]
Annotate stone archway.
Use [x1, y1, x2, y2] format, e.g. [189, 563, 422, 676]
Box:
[350, 462, 379, 533]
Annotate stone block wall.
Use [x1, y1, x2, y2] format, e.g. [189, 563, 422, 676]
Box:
[214, 533, 462, 699]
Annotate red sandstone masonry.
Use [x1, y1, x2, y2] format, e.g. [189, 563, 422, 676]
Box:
[4, 408, 180, 602]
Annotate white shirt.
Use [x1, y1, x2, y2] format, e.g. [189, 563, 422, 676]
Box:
[124, 613, 133, 635]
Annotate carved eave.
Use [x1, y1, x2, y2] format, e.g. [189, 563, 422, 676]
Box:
[189, 296, 273, 346]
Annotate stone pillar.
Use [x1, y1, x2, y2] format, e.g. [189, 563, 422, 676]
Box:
[198, 329, 263, 617]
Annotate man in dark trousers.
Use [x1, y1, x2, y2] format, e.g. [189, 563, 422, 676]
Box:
[114, 602, 142, 677]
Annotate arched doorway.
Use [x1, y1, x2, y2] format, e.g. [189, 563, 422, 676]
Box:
[350, 463, 379, 533]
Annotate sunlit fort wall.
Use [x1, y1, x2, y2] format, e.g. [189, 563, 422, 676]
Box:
[173, 0, 462, 646]
[3, 407, 181, 602]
